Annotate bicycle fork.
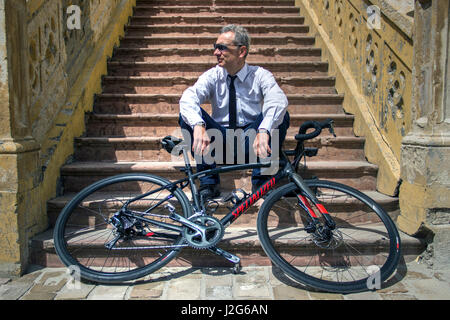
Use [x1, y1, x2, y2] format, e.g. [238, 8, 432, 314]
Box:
[289, 171, 336, 230]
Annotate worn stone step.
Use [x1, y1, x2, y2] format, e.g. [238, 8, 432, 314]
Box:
[74, 135, 366, 163]
[125, 24, 309, 36]
[133, 6, 301, 16]
[107, 61, 328, 77]
[30, 226, 423, 268]
[129, 15, 305, 25]
[100, 75, 336, 95]
[93, 93, 345, 115]
[60, 160, 378, 193]
[84, 113, 354, 137]
[118, 35, 315, 48]
[111, 47, 322, 63]
[136, 0, 296, 7]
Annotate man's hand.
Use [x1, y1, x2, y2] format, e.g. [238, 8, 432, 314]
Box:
[192, 125, 210, 155]
[253, 132, 271, 158]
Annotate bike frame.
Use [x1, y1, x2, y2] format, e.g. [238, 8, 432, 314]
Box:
[123, 147, 336, 232]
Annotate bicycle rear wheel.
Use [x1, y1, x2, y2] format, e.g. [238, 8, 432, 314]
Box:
[257, 180, 401, 293]
[53, 173, 191, 283]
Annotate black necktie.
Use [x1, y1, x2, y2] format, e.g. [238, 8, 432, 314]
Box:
[228, 75, 237, 129]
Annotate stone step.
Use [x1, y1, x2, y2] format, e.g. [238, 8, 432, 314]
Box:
[74, 135, 366, 162]
[124, 24, 310, 36]
[84, 113, 354, 137]
[136, 0, 296, 7]
[129, 15, 305, 25]
[93, 93, 345, 114]
[106, 61, 328, 77]
[100, 75, 336, 95]
[60, 160, 378, 193]
[133, 6, 301, 16]
[118, 35, 316, 48]
[30, 226, 424, 268]
[111, 47, 322, 63]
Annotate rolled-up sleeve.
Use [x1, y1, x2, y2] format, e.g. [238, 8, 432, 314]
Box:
[179, 69, 215, 128]
[257, 69, 289, 132]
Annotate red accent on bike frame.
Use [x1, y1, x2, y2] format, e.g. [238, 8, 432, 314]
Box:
[146, 232, 155, 237]
[231, 177, 276, 221]
[297, 195, 318, 218]
[316, 204, 329, 215]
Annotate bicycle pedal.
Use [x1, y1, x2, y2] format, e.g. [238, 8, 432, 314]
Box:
[222, 189, 249, 204]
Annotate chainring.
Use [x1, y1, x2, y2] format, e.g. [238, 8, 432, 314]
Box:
[182, 215, 224, 249]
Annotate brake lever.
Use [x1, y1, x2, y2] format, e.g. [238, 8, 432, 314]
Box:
[322, 119, 337, 137]
[328, 121, 336, 137]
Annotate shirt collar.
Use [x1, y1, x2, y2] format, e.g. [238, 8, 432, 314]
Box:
[223, 63, 249, 83]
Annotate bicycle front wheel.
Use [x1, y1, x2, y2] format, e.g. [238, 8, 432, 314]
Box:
[53, 173, 191, 283]
[257, 180, 401, 293]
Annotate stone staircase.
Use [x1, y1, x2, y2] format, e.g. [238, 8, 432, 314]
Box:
[30, 0, 424, 268]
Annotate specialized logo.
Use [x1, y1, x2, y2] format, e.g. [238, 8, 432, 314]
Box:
[231, 178, 276, 220]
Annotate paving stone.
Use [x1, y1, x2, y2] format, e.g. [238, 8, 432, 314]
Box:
[380, 293, 418, 300]
[166, 278, 202, 300]
[129, 281, 166, 300]
[343, 291, 382, 300]
[20, 291, 56, 300]
[273, 285, 310, 300]
[233, 281, 272, 299]
[309, 291, 344, 300]
[55, 281, 96, 300]
[404, 278, 450, 300]
[205, 285, 233, 300]
[378, 282, 409, 294]
[87, 285, 130, 300]
[0, 282, 34, 300]
[0, 278, 11, 285]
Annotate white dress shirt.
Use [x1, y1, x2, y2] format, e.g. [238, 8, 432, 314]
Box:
[179, 63, 288, 132]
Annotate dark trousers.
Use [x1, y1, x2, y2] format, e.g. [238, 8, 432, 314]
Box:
[179, 109, 290, 187]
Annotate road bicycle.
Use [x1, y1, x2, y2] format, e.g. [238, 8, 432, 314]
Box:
[53, 119, 401, 293]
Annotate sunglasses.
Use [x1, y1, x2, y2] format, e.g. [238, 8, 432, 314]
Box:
[213, 43, 241, 52]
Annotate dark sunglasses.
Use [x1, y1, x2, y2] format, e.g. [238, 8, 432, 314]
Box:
[213, 43, 241, 52]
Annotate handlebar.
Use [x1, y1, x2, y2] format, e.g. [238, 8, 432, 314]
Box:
[294, 119, 336, 141]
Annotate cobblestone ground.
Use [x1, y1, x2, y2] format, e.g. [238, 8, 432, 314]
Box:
[1, 261, 449, 301]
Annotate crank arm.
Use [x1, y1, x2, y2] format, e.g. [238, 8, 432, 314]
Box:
[169, 212, 207, 235]
[208, 247, 241, 265]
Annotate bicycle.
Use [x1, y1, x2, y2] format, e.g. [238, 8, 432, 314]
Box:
[53, 119, 401, 293]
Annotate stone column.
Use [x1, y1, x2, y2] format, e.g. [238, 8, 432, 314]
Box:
[0, 0, 41, 276]
[398, 0, 450, 268]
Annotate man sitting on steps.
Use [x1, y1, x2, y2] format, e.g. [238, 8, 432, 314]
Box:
[179, 24, 290, 200]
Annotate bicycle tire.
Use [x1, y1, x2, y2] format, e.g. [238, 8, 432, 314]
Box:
[54, 173, 191, 283]
[257, 180, 401, 293]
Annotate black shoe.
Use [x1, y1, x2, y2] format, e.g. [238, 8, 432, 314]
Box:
[199, 184, 221, 201]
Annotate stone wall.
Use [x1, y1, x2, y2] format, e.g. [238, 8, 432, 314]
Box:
[294, 0, 414, 196]
[398, 0, 449, 268]
[0, 0, 136, 276]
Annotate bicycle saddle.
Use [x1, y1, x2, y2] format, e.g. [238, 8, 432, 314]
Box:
[161, 135, 183, 154]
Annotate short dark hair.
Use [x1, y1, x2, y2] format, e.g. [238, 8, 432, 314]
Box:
[220, 24, 251, 58]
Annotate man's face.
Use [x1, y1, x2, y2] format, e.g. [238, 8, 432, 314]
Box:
[214, 31, 246, 74]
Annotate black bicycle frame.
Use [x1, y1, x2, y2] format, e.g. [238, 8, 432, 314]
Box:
[123, 148, 336, 231]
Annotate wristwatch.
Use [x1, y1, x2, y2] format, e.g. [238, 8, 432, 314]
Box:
[257, 128, 270, 135]
[194, 121, 206, 128]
